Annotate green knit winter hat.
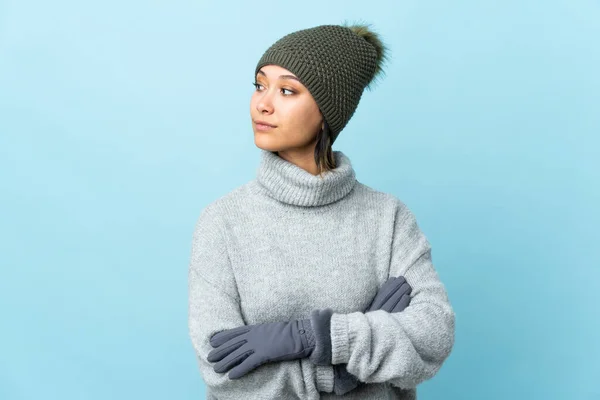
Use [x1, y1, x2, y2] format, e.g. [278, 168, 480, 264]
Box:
[255, 22, 388, 145]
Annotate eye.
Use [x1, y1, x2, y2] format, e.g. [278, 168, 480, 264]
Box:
[281, 88, 295, 96]
[252, 81, 265, 91]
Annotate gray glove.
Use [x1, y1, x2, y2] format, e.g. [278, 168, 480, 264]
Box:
[332, 276, 412, 395]
[207, 308, 332, 379]
[366, 275, 412, 313]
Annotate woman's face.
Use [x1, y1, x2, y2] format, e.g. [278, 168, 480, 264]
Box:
[250, 65, 323, 154]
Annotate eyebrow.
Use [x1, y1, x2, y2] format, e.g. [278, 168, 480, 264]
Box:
[257, 69, 301, 82]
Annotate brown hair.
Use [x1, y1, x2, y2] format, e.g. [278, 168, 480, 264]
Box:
[314, 120, 336, 178]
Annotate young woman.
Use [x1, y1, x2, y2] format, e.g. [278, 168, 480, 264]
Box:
[188, 23, 455, 399]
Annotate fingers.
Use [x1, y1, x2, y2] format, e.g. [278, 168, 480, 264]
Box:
[394, 276, 407, 285]
[366, 277, 402, 312]
[392, 293, 411, 312]
[209, 326, 252, 347]
[212, 347, 254, 374]
[379, 280, 412, 313]
[227, 352, 260, 379]
[207, 339, 247, 363]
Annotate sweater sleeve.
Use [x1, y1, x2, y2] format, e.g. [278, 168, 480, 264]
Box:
[328, 199, 455, 390]
[187, 205, 334, 399]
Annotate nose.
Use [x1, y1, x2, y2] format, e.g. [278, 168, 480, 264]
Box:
[256, 89, 274, 114]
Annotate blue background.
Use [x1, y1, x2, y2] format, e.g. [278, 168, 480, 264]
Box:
[1, 0, 598, 399]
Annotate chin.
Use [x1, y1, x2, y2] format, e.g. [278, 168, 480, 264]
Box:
[255, 142, 280, 153]
[254, 135, 280, 152]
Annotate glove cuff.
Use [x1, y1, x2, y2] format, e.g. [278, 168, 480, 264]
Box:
[308, 308, 334, 365]
[333, 364, 361, 396]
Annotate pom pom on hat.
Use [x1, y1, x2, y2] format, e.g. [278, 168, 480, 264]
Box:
[343, 21, 390, 90]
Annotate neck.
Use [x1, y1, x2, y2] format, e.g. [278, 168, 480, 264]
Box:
[276, 150, 321, 176]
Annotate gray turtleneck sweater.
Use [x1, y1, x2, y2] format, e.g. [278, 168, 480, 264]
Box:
[188, 149, 455, 399]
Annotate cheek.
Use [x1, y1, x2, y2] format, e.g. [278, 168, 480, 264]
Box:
[298, 97, 320, 121]
[298, 103, 321, 129]
[285, 101, 314, 124]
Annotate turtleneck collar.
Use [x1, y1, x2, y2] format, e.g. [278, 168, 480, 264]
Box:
[251, 148, 357, 207]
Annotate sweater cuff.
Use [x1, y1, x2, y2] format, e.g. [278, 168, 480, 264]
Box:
[315, 365, 334, 393]
[330, 312, 352, 365]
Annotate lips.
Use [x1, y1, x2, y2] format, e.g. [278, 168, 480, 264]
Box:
[254, 120, 276, 127]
